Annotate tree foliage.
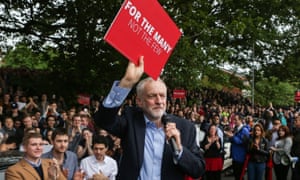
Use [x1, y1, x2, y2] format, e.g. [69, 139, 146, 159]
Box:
[3, 43, 52, 69]
[255, 76, 296, 106]
[0, 0, 126, 96]
[262, 49, 300, 84]
[162, 0, 300, 82]
[0, 0, 300, 104]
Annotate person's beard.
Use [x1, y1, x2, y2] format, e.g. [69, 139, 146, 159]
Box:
[142, 106, 165, 121]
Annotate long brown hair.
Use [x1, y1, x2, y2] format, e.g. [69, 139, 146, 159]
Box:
[277, 125, 291, 140]
[253, 123, 265, 138]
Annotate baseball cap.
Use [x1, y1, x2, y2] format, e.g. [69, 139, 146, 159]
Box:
[11, 102, 18, 109]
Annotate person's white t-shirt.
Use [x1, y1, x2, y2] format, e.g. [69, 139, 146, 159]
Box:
[80, 155, 118, 180]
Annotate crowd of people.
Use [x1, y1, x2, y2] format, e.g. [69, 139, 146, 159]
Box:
[0, 57, 300, 180]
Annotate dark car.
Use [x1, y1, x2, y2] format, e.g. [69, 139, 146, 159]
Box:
[0, 150, 23, 178]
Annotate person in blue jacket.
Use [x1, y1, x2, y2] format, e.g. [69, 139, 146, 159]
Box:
[224, 114, 250, 180]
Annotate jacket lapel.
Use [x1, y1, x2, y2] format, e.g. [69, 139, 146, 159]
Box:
[41, 159, 51, 180]
[19, 159, 41, 180]
[133, 110, 146, 168]
[161, 141, 169, 178]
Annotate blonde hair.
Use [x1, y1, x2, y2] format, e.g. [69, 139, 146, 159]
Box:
[22, 132, 42, 146]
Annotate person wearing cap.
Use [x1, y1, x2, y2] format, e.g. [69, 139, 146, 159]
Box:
[6, 102, 24, 122]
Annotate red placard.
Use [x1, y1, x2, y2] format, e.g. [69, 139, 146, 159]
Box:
[173, 89, 186, 99]
[104, 0, 182, 80]
[78, 94, 90, 105]
[295, 90, 300, 102]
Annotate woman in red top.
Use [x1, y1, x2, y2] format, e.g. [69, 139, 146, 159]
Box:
[201, 124, 223, 180]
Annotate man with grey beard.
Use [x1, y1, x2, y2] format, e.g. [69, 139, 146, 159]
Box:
[94, 56, 205, 180]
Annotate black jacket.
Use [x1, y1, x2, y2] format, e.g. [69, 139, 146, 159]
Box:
[247, 137, 269, 163]
[94, 105, 205, 180]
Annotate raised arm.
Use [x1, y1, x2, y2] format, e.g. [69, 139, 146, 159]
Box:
[93, 56, 145, 136]
[119, 56, 144, 89]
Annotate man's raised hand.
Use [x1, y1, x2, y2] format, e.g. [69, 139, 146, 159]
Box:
[119, 56, 144, 88]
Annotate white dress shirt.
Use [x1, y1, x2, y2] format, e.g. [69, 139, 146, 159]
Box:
[80, 155, 118, 180]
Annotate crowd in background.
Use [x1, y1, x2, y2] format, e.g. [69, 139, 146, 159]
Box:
[0, 84, 300, 180]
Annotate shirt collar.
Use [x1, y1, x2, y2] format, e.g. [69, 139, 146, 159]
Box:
[237, 124, 244, 131]
[144, 115, 164, 129]
[92, 155, 108, 164]
[48, 150, 68, 164]
[144, 115, 150, 123]
[24, 157, 42, 167]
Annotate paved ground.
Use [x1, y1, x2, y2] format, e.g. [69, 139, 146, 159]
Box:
[221, 167, 292, 180]
[220, 142, 293, 180]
